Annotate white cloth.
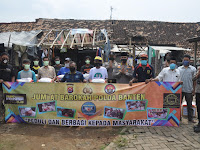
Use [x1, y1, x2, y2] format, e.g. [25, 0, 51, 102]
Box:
[89, 67, 108, 80]
[156, 67, 180, 82]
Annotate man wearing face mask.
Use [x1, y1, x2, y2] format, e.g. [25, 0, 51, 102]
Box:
[89, 56, 108, 82]
[53, 56, 64, 75]
[112, 52, 133, 84]
[61, 61, 86, 83]
[150, 57, 180, 82]
[0, 52, 15, 122]
[178, 54, 196, 123]
[38, 57, 56, 81]
[103, 53, 118, 82]
[17, 59, 37, 82]
[32, 57, 40, 74]
[57, 57, 71, 75]
[129, 54, 154, 86]
[81, 56, 93, 74]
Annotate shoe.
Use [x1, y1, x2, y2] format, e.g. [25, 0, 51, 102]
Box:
[194, 126, 200, 133]
[194, 124, 200, 129]
[189, 120, 196, 123]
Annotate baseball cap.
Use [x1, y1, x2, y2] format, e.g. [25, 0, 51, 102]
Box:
[140, 54, 148, 58]
[94, 56, 102, 61]
[65, 58, 71, 61]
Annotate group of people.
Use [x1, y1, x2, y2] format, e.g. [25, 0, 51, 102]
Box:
[1, 51, 200, 132]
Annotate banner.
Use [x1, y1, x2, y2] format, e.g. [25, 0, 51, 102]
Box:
[3, 82, 182, 127]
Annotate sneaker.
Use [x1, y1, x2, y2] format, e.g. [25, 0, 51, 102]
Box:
[194, 126, 200, 133]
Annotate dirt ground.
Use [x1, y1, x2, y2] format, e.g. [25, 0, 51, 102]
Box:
[0, 123, 122, 150]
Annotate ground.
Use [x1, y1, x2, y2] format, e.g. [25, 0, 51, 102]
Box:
[0, 123, 122, 150]
[1, 117, 200, 150]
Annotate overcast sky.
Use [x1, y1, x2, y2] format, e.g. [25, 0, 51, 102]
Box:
[1, 0, 200, 23]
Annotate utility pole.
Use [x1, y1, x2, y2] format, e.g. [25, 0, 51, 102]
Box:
[110, 6, 113, 20]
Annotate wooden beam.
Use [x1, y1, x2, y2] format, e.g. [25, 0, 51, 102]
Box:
[61, 30, 71, 49]
[37, 29, 53, 47]
[50, 30, 63, 48]
[81, 33, 86, 47]
[70, 33, 77, 49]
[93, 29, 96, 46]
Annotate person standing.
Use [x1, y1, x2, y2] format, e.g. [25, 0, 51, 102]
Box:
[178, 54, 196, 123]
[32, 57, 40, 74]
[129, 54, 154, 85]
[113, 52, 133, 84]
[38, 57, 56, 81]
[0, 52, 15, 122]
[81, 56, 93, 74]
[17, 59, 37, 82]
[61, 61, 86, 83]
[53, 56, 64, 75]
[57, 57, 71, 75]
[103, 53, 118, 83]
[89, 56, 108, 82]
[150, 57, 180, 82]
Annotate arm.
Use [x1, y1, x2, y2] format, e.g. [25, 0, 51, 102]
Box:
[129, 68, 138, 86]
[32, 71, 37, 82]
[52, 68, 56, 81]
[57, 68, 62, 76]
[112, 67, 121, 78]
[17, 72, 21, 80]
[60, 74, 66, 82]
[37, 68, 41, 80]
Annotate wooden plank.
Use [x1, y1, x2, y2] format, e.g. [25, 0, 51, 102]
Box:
[37, 29, 53, 47]
[50, 30, 63, 48]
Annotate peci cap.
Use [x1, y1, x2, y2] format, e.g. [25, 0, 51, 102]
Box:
[94, 56, 102, 61]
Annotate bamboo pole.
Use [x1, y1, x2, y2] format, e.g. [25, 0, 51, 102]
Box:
[50, 30, 63, 48]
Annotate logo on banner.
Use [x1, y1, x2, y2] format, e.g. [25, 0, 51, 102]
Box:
[67, 84, 74, 93]
[163, 93, 180, 108]
[83, 84, 93, 94]
[81, 102, 96, 116]
[105, 84, 116, 94]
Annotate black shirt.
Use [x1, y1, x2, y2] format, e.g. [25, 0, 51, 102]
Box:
[81, 64, 94, 74]
[133, 63, 155, 82]
[0, 63, 15, 90]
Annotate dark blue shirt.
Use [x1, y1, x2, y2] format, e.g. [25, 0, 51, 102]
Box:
[61, 71, 84, 82]
[133, 63, 155, 82]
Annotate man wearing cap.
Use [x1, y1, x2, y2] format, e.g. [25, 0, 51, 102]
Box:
[129, 54, 155, 85]
[57, 57, 71, 75]
[113, 52, 133, 84]
[0, 52, 15, 122]
[89, 56, 108, 82]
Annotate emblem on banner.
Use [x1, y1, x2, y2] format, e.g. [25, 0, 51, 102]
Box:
[67, 84, 74, 93]
[163, 93, 180, 108]
[81, 102, 96, 116]
[83, 84, 93, 94]
[105, 84, 116, 94]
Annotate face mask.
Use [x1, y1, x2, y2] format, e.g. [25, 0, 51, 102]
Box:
[94, 63, 101, 68]
[43, 61, 49, 66]
[85, 60, 90, 64]
[34, 61, 39, 66]
[3, 59, 8, 64]
[24, 64, 30, 70]
[55, 61, 60, 65]
[65, 63, 69, 68]
[121, 59, 127, 63]
[183, 60, 189, 67]
[69, 67, 76, 72]
[169, 63, 176, 70]
[141, 60, 147, 66]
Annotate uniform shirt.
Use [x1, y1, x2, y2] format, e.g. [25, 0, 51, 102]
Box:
[112, 64, 133, 84]
[17, 70, 37, 82]
[60, 71, 84, 82]
[57, 67, 70, 75]
[103, 61, 118, 79]
[178, 65, 196, 93]
[133, 63, 155, 82]
[32, 66, 40, 74]
[89, 66, 108, 80]
[38, 66, 56, 79]
[81, 64, 94, 74]
[53, 64, 64, 75]
[156, 67, 180, 82]
[0, 63, 15, 90]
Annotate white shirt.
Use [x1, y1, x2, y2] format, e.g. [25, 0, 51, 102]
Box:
[156, 67, 180, 82]
[89, 66, 108, 80]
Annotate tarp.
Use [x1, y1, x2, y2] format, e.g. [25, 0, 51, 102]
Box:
[0, 30, 42, 47]
[3, 82, 181, 127]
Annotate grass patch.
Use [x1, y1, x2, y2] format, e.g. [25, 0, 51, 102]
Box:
[114, 136, 128, 148]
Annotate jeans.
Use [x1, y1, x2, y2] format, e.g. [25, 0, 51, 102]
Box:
[182, 92, 193, 121]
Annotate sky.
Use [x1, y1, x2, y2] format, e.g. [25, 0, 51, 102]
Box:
[1, 0, 200, 23]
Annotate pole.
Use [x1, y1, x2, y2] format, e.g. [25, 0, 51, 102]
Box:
[194, 42, 197, 67]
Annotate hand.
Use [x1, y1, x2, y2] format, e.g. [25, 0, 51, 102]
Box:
[129, 80, 133, 86]
[180, 81, 183, 85]
[121, 67, 125, 74]
[0, 79, 3, 83]
[145, 79, 152, 84]
[192, 89, 195, 96]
